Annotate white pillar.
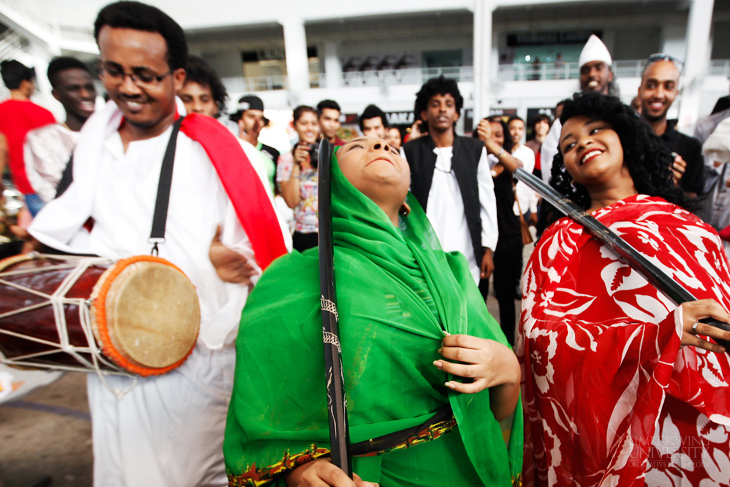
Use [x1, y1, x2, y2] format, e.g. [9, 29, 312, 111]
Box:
[473, 0, 495, 122]
[280, 17, 310, 105]
[324, 40, 342, 90]
[678, 0, 715, 131]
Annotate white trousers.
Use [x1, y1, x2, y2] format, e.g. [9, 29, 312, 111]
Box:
[87, 345, 235, 487]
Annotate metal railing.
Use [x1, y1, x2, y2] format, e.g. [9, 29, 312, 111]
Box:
[710, 60, 730, 77]
[497, 60, 654, 81]
[222, 75, 289, 93]
[498, 59, 730, 81]
[220, 59, 730, 94]
[342, 66, 473, 87]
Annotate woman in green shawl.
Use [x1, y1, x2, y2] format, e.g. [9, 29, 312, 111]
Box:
[224, 137, 523, 487]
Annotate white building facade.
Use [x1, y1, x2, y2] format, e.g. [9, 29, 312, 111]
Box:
[1, 0, 728, 134]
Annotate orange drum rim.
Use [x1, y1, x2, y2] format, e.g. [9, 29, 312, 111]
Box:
[92, 255, 199, 377]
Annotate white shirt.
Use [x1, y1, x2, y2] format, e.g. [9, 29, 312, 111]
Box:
[541, 119, 562, 183]
[511, 144, 538, 215]
[420, 146, 498, 284]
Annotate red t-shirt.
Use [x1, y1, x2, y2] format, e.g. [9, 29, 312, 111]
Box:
[0, 99, 56, 194]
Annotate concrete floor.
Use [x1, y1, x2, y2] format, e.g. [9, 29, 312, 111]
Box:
[0, 241, 533, 487]
[0, 373, 92, 487]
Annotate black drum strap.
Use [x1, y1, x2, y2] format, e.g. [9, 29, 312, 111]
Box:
[149, 116, 184, 256]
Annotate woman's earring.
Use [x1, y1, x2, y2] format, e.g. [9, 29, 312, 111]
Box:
[399, 202, 411, 217]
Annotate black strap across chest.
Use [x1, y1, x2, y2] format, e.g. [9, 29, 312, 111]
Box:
[149, 116, 184, 255]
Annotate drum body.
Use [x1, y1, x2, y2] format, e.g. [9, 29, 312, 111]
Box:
[0, 254, 200, 377]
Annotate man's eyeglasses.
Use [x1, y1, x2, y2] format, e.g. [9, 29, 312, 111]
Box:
[99, 63, 172, 86]
[645, 53, 684, 71]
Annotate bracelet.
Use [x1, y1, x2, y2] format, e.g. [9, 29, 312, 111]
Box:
[496, 148, 505, 159]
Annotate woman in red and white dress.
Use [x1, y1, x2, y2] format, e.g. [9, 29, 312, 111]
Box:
[519, 93, 730, 487]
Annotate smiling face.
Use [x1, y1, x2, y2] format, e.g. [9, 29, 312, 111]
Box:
[336, 137, 410, 222]
[421, 93, 459, 134]
[579, 61, 613, 94]
[489, 121, 505, 148]
[178, 81, 218, 117]
[98, 26, 185, 139]
[560, 115, 635, 199]
[638, 60, 680, 123]
[294, 111, 320, 144]
[53, 68, 96, 123]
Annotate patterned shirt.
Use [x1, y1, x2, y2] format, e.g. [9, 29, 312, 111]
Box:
[276, 151, 318, 233]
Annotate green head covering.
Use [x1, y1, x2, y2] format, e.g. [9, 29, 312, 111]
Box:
[224, 150, 523, 486]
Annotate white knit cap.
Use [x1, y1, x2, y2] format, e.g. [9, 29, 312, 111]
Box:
[579, 35, 612, 67]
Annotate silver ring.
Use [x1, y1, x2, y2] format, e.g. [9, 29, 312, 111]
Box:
[692, 321, 700, 334]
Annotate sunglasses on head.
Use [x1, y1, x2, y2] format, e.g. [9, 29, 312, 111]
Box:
[645, 53, 684, 70]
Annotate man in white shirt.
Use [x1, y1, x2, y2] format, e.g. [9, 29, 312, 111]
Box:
[27, 2, 289, 486]
[507, 116, 537, 222]
[541, 34, 617, 184]
[403, 76, 498, 289]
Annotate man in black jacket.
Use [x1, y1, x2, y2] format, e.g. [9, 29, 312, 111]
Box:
[403, 76, 497, 292]
[638, 54, 704, 200]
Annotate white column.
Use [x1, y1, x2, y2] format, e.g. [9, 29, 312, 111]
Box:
[678, 0, 715, 131]
[324, 40, 341, 90]
[473, 0, 495, 121]
[280, 17, 310, 105]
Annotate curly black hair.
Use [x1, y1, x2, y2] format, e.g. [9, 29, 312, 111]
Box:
[94, 1, 188, 71]
[183, 56, 228, 116]
[413, 75, 463, 133]
[550, 93, 690, 210]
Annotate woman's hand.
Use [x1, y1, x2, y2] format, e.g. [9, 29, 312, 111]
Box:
[679, 299, 730, 353]
[434, 334, 520, 393]
[294, 143, 312, 168]
[476, 119, 491, 143]
[284, 459, 378, 487]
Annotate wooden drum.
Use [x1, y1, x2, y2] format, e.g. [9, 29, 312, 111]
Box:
[0, 254, 200, 377]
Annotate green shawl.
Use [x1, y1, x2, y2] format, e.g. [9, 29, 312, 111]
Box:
[224, 153, 523, 486]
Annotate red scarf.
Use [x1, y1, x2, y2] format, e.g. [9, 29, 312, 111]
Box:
[180, 113, 287, 270]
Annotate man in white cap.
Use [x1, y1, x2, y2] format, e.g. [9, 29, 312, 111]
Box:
[540, 35, 615, 184]
[578, 34, 615, 96]
[535, 35, 617, 236]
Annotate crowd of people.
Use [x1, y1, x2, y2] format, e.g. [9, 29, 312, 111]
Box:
[2, 1, 730, 487]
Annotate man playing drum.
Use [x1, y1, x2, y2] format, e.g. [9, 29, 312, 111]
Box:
[25, 2, 291, 486]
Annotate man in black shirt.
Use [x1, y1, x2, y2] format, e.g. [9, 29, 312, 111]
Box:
[638, 54, 704, 198]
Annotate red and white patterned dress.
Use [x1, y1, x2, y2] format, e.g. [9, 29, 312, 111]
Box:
[519, 195, 730, 487]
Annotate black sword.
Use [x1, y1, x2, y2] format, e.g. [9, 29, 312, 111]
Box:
[317, 138, 353, 475]
[515, 167, 730, 348]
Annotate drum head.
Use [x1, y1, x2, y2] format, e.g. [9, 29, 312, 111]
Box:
[91, 256, 200, 376]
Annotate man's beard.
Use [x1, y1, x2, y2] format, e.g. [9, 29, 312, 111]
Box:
[643, 110, 668, 123]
